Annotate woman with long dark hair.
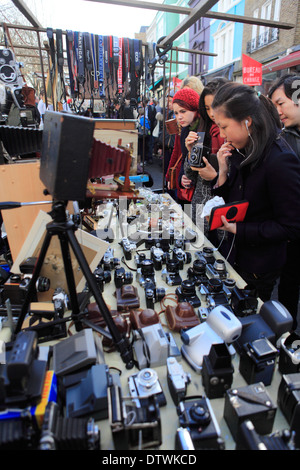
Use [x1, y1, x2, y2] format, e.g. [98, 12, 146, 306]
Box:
[211, 81, 300, 301]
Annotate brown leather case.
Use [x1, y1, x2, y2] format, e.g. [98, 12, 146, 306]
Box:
[165, 302, 200, 332]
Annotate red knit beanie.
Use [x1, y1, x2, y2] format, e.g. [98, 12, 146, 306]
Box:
[173, 88, 200, 111]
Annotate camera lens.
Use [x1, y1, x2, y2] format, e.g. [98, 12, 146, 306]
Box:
[166, 259, 179, 273]
[137, 368, 158, 391]
[36, 276, 50, 292]
[181, 279, 195, 294]
[208, 278, 223, 292]
[193, 259, 206, 275]
[190, 403, 211, 426]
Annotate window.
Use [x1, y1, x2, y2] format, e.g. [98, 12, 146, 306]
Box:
[213, 22, 234, 69]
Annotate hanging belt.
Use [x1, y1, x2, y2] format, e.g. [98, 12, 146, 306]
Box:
[117, 37, 123, 95]
[91, 33, 99, 93]
[66, 30, 77, 96]
[76, 31, 85, 86]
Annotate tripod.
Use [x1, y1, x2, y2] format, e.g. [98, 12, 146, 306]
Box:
[14, 200, 134, 369]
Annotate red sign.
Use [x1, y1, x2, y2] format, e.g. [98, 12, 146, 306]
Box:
[242, 54, 262, 86]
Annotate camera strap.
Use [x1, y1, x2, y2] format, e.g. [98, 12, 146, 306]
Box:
[117, 37, 123, 95]
[98, 35, 105, 97]
[76, 31, 85, 88]
[91, 33, 100, 94]
[66, 30, 78, 97]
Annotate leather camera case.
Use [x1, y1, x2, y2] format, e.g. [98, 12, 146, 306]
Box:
[165, 302, 200, 332]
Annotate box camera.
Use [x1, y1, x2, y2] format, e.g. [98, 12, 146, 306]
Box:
[201, 343, 234, 399]
[177, 395, 225, 450]
[180, 305, 242, 373]
[132, 323, 180, 369]
[175, 279, 201, 308]
[238, 337, 278, 386]
[223, 382, 277, 441]
[165, 302, 200, 332]
[189, 132, 205, 168]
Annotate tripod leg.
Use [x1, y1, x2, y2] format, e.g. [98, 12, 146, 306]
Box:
[66, 229, 134, 369]
[15, 230, 53, 334]
[58, 233, 81, 330]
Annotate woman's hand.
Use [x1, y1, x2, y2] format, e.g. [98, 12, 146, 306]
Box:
[181, 174, 193, 189]
[191, 157, 217, 181]
[219, 215, 237, 234]
[185, 131, 199, 152]
[216, 142, 233, 186]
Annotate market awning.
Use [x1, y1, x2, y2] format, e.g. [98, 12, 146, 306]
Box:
[262, 51, 300, 73]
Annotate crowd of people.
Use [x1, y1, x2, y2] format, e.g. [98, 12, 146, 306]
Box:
[151, 72, 300, 342]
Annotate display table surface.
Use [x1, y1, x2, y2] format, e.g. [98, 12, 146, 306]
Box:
[0, 192, 291, 451]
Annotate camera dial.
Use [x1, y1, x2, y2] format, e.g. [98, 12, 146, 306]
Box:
[189, 402, 211, 426]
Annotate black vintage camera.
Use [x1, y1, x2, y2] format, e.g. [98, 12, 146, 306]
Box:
[230, 286, 258, 316]
[177, 396, 225, 449]
[200, 278, 232, 312]
[114, 267, 133, 289]
[136, 259, 156, 287]
[93, 267, 111, 292]
[195, 246, 216, 265]
[187, 259, 208, 286]
[172, 247, 192, 270]
[1, 271, 50, 310]
[201, 343, 234, 399]
[189, 132, 205, 168]
[150, 246, 170, 271]
[100, 248, 120, 271]
[175, 279, 201, 308]
[161, 259, 182, 286]
[144, 279, 165, 309]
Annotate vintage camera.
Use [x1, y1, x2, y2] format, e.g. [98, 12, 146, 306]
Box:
[93, 267, 111, 292]
[230, 285, 258, 316]
[172, 247, 192, 270]
[114, 267, 133, 288]
[128, 368, 166, 407]
[195, 246, 216, 265]
[165, 302, 200, 332]
[132, 323, 179, 369]
[167, 357, 191, 405]
[134, 252, 146, 268]
[189, 132, 205, 168]
[199, 278, 232, 312]
[109, 376, 162, 450]
[181, 305, 242, 373]
[136, 259, 156, 287]
[0, 330, 47, 408]
[144, 279, 166, 309]
[187, 259, 209, 286]
[120, 237, 136, 261]
[52, 288, 70, 317]
[236, 420, 295, 451]
[161, 259, 182, 286]
[150, 246, 169, 271]
[278, 373, 300, 449]
[278, 335, 300, 375]
[201, 343, 234, 399]
[100, 248, 120, 271]
[175, 279, 201, 308]
[39, 401, 100, 450]
[176, 396, 225, 449]
[206, 259, 228, 280]
[238, 337, 278, 386]
[1, 271, 50, 309]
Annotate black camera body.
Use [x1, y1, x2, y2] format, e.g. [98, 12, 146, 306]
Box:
[230, 286, 258, 316]
[187, 259, 208, 286]
[120, 237, 136, 261]
[238, 337, 278, 386]
[100, 248, 120, 271]
[93, 267, 111, 292]
[189, 132, 205, 168]
[206, 259, 228, 280]
[114, 267, 133, 289]
[172, 248, 192, 270]
[161, 259, 182, 286]
[177, 396, 225, 450]
[199, 278, 232, 311]
[236, 420, 295, 450]
[201, 343, 234, 399]
[278, 372, 300, 448]
[150, 246, 170, 271]
[144, 279, 165, 309]
[136, 259, 156, 287]
[195, 246, 216, 265]
[175, 279, 201, 308]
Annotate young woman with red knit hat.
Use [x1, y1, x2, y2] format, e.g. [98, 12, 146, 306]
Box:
[165, 87, 201, 207]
